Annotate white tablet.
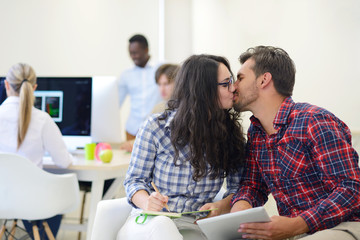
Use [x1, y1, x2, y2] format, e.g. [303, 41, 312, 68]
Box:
[197, 207, 270, 240]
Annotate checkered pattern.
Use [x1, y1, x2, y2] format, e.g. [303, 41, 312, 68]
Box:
[231, 97, 360, 233]
[124, 110, 242, 214]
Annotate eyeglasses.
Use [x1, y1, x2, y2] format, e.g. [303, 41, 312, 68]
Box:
[217, 76, 234, 90]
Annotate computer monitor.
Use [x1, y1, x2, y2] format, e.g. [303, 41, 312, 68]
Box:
[35, 76, 123, 151]
[2, 76, 122, 151]
[91, 76, 122, 144]
[35, 77, 92, 151]
[0, 77, 6, 104]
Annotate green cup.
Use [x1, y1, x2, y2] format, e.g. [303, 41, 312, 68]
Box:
[85, 143, 96, 160]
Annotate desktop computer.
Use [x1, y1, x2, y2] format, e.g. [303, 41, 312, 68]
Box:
[35, 76, 122, 151]
[35, 77, 92, 151]
[0, 76, 123, 151]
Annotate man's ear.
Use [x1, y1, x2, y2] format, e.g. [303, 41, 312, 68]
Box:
[259, 72, 272, 88]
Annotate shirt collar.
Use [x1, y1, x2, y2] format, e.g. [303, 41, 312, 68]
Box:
[164, 110, 176, 128]
[273, 97, 295, 126]
[249, 96, 295, 130]
[2, 96, 19, 105]
[134, 58, 154, 69]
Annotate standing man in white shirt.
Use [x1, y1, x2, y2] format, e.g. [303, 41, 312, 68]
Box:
[118, 34, 161, 140]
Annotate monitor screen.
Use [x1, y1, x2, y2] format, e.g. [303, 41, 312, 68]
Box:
[0, 77, 6, 104]
[1, 76, 123, 151]
[35, 77, 92, 150]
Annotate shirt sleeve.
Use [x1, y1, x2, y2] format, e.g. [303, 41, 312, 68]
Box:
[42, 114, 73, 168]
[225, 167, 243, 197]
[299, 113, 360, 233]
[231, 132, 270, 207]
[123, 117, 158, 208]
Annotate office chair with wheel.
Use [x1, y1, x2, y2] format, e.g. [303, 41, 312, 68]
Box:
[0, 152, 80, 240]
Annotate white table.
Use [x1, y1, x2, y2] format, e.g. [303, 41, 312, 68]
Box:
[43, 149, 131, 240]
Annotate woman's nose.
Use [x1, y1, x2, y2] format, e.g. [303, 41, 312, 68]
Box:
[229, 83, 235, 92]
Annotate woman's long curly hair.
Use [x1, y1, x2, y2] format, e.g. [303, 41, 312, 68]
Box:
[160, 54, 246, 181]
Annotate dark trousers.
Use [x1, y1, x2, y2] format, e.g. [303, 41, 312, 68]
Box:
[22, 215, 62, 240]
[79, 178, 115, 197]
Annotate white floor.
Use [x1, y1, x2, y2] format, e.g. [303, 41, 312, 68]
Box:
[57, 227, 86, 240]
[57, 230, 86, 240]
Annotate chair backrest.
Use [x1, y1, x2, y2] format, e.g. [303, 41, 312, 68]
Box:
[0, 152, 80, 220]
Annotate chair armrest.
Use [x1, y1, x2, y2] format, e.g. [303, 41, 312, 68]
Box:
[91, 197, 132, 240]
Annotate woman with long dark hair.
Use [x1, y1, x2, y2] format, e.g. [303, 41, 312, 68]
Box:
[118, 54, 246, 240]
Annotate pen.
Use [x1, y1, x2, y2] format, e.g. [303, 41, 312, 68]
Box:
[151, 181, 170, 212]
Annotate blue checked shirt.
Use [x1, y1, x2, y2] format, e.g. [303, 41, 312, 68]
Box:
[124, 110, 242, 214]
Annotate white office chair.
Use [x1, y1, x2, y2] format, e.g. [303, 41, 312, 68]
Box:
[0, 152, 80, 240]
[91, 197, 132, 240]
[91, 188, 226, 240]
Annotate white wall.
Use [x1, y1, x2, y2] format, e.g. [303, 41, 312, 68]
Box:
[164, 0, 193, 63]
[0, 0, 160, 142]
[190, 0, 360, 132]
[0, 0, 160, 76]
[1, 0, 359, 134]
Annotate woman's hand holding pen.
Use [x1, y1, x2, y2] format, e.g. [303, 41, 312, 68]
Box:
[145, 191, 169, 211]
[131, 189, 169, 211]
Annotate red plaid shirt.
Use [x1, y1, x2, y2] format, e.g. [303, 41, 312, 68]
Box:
[232, 97, 360, 233]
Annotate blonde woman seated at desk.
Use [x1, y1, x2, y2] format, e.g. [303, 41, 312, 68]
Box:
[120, 63, 179, 152]
[0, 63, 73, 239]
[117, 54, 246, 240]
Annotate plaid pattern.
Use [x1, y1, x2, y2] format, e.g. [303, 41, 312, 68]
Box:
[125, 110, 242, 214]
[232, 97, 360, 233]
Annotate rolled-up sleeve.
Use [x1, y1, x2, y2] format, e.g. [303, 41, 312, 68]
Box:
[124, 117, 158, 207]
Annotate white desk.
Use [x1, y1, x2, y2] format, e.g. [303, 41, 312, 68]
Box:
[43, 150, 131, 240]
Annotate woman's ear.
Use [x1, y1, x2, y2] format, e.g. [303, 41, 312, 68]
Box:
[4, 80, 10, 91]
[4, 80, 11, 97]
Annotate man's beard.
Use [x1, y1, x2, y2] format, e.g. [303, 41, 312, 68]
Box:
[233, 90, 258, 113]
[233, 100, 245, 112]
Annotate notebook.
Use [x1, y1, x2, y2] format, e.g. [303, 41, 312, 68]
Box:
[135, 208, 218, 224]
[197, 207, 270, 240]
[140, 208, 218, 218]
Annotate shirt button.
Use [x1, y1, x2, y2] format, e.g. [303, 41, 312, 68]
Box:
[292, 209, 297, 212]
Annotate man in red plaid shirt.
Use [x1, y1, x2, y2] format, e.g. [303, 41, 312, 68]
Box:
[231, 46, 360, 240]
